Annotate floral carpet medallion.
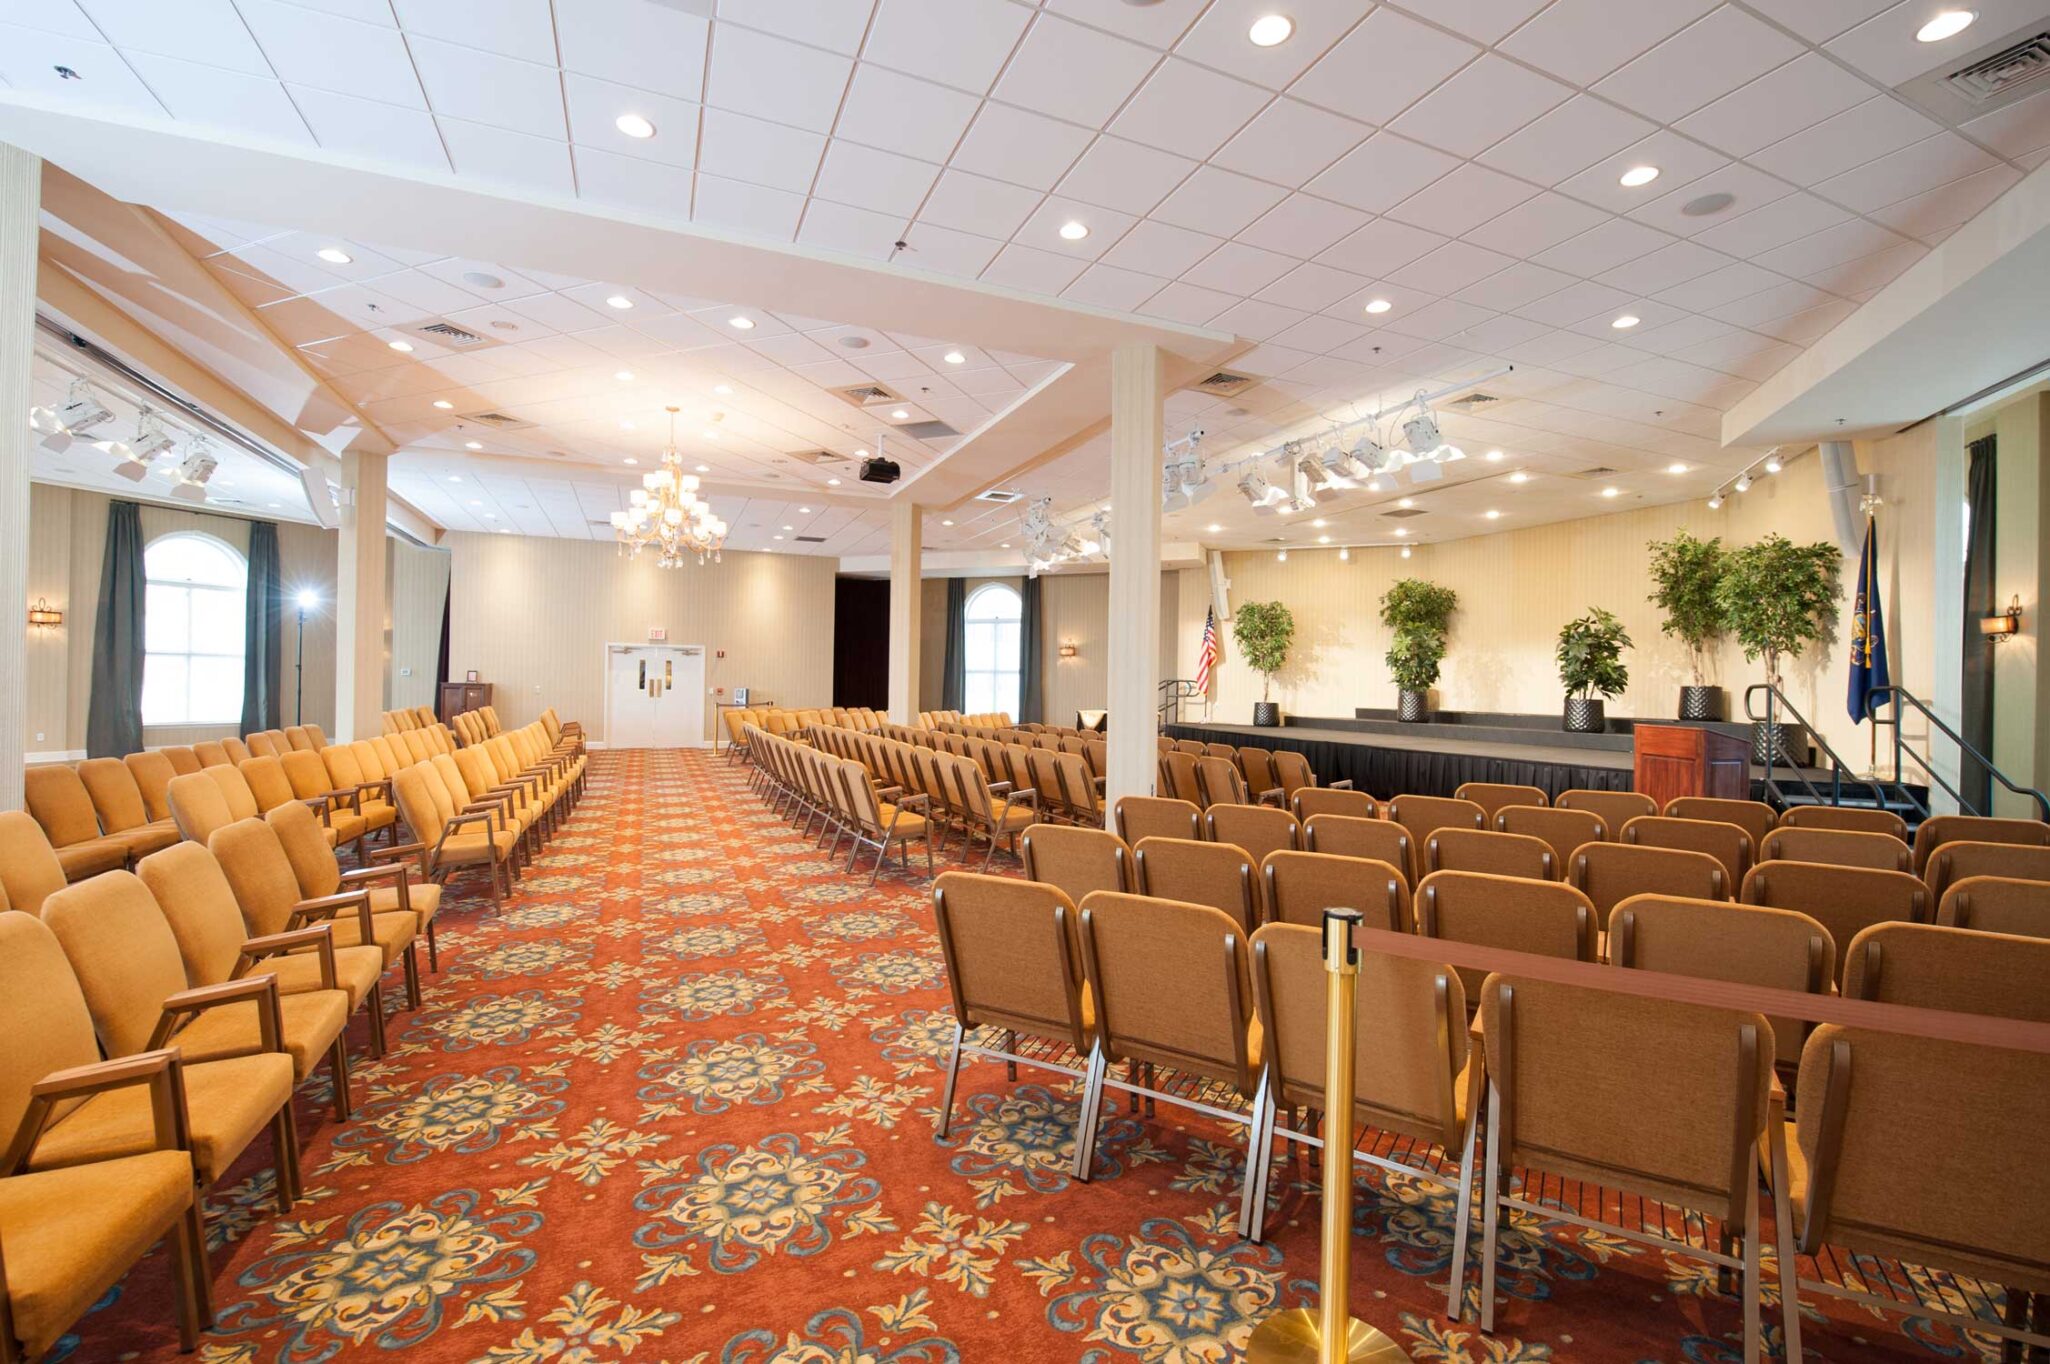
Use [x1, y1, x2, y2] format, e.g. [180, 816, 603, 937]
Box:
[72, 749, 2006, 1363]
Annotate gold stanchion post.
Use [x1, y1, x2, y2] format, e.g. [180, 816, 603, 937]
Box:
[1246, 909, 1411, 1364]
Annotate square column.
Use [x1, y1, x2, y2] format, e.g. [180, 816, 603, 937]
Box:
[0, 145, 38, 810]
[887, 501, 922, 725]
[1105, 343, 1164, 810]
[335, 450, 388, 743]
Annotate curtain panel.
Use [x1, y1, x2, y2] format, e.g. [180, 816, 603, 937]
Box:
[85, 500, 145, 758]
[1019, 574, 1044, 724]
[241, 520, 284, 734]
[1961, 435, 1997, 813]
[940, 577, 966, 713]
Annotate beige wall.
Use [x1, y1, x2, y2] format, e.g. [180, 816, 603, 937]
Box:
[387, 539, 451, 712]
[446, 532, 837, 744]
[1966, 389, 2049, 816]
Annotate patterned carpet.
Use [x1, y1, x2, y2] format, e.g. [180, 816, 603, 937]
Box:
[72, 748, 1998, 1363]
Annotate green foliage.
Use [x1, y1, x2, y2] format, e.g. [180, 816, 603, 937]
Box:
[1232, 600, 1295, 701]
[1379, 578, 1458, 693]
[1645, 530, 1727, 685]
[1714, 534, 1843, 685]
[1556, 608, 1633, 700]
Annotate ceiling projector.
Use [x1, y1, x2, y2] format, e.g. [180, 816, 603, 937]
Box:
[859, 456, 901, 485]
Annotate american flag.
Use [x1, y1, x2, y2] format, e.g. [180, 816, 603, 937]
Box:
[1194, 607, 1219, 695]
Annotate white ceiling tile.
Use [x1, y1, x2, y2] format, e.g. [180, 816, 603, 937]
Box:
[76, 0, 272, 73]
[1693, 190, 1854, 255]
[391, 0, 555, 62]
[893, 221, 1005, 277]
[995, 12, 1160, 126]
[1823, 0, 2050, 87]
[1386, 162, 1535, 237]
[1867, 163, 2022, 240]
[1270, 312, 1373, 354]
[1210, 98, 1370, 188]
[1463, 191, 1609, 254]
[798, 199, 905, 259]
[234, 0, 424, 107]
[1017, 197, 1138, 259]
[1287, 6, 1480, 125]
[1594, 238, 1733, 294]
[718, 0, 874, 55]
[1707, 278, 1836, 326]
[1210, 297, 1311, 338]
[813, 140, 941, 217]
[1315, 217, 1449, 275]
[1813, 131, 2003, 212]
[1513, 277, 1637, 325]
[1386, 0, 1552, 44]
[1456, 312, 1555, 352]
[1229, 341, 1318, 375]
[1741, 0, 1895, 42]
[437, 118, 575, 197]
[1592, 7, 1805, 124]
[556, 0, 709, 103]
[981, 242, 1089, 295]
[917, 167, 1044, 238]
[1748, 96, 1941, 183]
[1753, 217, 1913, 277]
[121, 52, 313, 143]
[707, 24, 852, 133]
[1041, 0, 1205, 47]
[1799, 239, 1923, 294]
[1475, 94, 1658, 186]
[952, 101, 1095, 191]
[1235, 194, 1371, 258]
[1389, 54, 1573, 158]
[1453, 259, 1580, 311]
[1306, 131, 1461, 213]
[572, 144, 695, 219]
[1531, 218, 1672, 276]
[1959, 86, 2050, 159]
[410, 36, 565, 140]
[1056, 136, 1197, 215]
[289, 84, 450, 173]
[1, 0, 102, 40]
[1652, 259, 1788, 311]
[1173, 0, 1376, 90]
[835, 64, 981, 163]
[1257, 261, 1373, 311]
[1062, 262, 1170, 310]
[1099, 219, 1227, 275]
[865, 0, 1030, 92]
[1626, 163, 1795, 236]
[1108, 57, 1271, 160]
[1152, 165, 1289, 236]
[1498, 0, 1716, 85]
[1181, 240, 1298, 294]
[1388, 240, 1517, 294]
[1752, 297, 1856, 344]
[696, 107, 826, 193]
[1382, 296, 1496, 342]
[1674, 52, 1875, 158]
[562, 74, 700, 170]
[1553, 131, 1729, 214]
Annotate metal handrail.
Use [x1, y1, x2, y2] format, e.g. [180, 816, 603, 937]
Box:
[1157, 678, 1200, 729]
[1870, 685, 2050, 821]
[1742, 684, 1900, 814]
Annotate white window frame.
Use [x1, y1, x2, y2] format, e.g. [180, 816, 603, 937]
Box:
[142, 531, 248, 727]
[962, 582, 1023, 721]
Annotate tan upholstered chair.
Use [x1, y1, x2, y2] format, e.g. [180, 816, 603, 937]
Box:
[1157, 751, 1204, 807]
[1495, 805, 1607, 869]
[1072, 890, 1256, 1180]
[1196, 755, 1277, 809]
[389, 764, 520, 908]
[239, 756, 323, 842]
[267, 801, 439, 977]
[1555, 788, 1656, 832]
[1775, 804, 1908, 840]
[1113, 796, 1200, 846]
[1261, 849, 1410, 933]
[124, 750, 179, 823]
[203, 764, 262, 826]
[1132, 837, 1257, 933]
[321, 742, 399, 844]
[32, 875, 302, 1211]
[165, 772, 235, 845]
[192, 741, 230, 768]
[1424, 827, 1555, 880]
[281, 750, 367, 853]
[219, 737, 252, 765]
[76, 759, 179, 860]
[833, 757, 932, 883]
[0, 812, 70, 919]
[1568, 842, 1726, 929]
[1739, 862, 1925, 988]
[1664, 796, 1776, 849]
[1472, 975, 1798, 1358]
[1756, 826, 1910, 872]
[940, 754, 1036, 872]
[1205, 804, 1300, 867]
[0, 912, 211, 1360]
[1454, 782, 1546, 821]
[1291, 787, 1376, 821]
[1622, 814, 1751, 892]
[159, 746, 202, 775]
[21, 766, 127, 881]
[1937, 875, 2050, 939]
[1235, 748, 1286, 804]
[1841, 921, 2050, 1022]
[930, 873, 1092, 1140]
[1415, 870, 1596, 1000]
[1268, 748, 1349, 802]
[1021, 825, 1131, 904]
[1301, 813, 1410, 879]
[1385, 795, 1485, 881]
[1244, 923, 1477, 1284]
[1923, 840, 2050, 903]
[1911, 813, 2050, 876]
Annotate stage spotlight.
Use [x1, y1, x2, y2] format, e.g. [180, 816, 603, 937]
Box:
[38, 380, 115, 454]
[170, 440, 219, 504]
[1734, 472, 1753, 493]
[1400, 545, 1412, 559]
[1239, 469, 1290, 513]
[1401, 407, 1440, 457]
[113, 408, 178, 481]
[1707, 491, 1724, 510]
[1764, 452, 1783, 474]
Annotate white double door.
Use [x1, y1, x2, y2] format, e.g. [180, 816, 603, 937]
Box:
[606, 644, 706, 749]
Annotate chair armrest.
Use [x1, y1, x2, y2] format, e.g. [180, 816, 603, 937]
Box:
[151, 974, 285, 1056]
[4, 1050, 190, 1174]
[324, 785, 363, 813]
[340, 860, 414, 915]
[1257, 786, 1286, 808]
[290, 889, 377, 943]
[988, 780, 1015, 796]
[300, 794, 333, 825]
[443, 807, 502, 840]
[895, 793, 931, 812]
[1010, 787, 1040, 811]
[1329, 779, 1355, 791]
[239, 925, 339, 992]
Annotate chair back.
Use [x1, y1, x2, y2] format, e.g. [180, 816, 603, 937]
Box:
[1610, 894, 1833, 1065]
[391, 766, 451, 849]
[77, 758, 153, 835]
[1776, 804, 1908, 840]
[1204, 804, 1300, 866]
[1204, 743, 1237, 761]
[1173, 740, 1205, 757]
[1740, 862, 1925, 987]
[1454, 782, 1546, 821]
[125, 751, 179, 822]
[160, 746, 201, 775]
[1912, 813, 2050, 876]
[1385, 795, 1484, 879]
[1236, 748, 1281, 799]
[1622, 814, 1750, 892]
[1757, 826, 1909, 872]
[1268, 749, 1319, 797]
[40, 871, 191, 1058]
[1020, 825, 1130, 904]
[1133, 837, 1257, 933]
[1415, 870, 1595, 1000]
[266, 801, 345, 900]
[1569, 842, 1726, 929]
[1261, 849, 1410, 933]
[0, 910, 104, 1144]
[1077, 891, 1252, 1092]
[1842, 921, 2050, 1023]
[193, 740, 230, 768]
[1424, 827, 1555, 880]
[238, 755, 298, 814]
[166, 771, 234, 844]
[1663, 797, 1776, 848]
[136, 841, 251, 986]
[208, 816, 310, 938]
[203, 764, 261, 822]
[1555, 788, 1656, 832]
[0, 811, 69, 918]
[1496, 805, 1607, 868]
[1291, 787, 1376, 821]
[931, 873, 1089, 1055]
[1924, 840, 2050, 902]
[1937, 875, 2050, 939]
[23, 766, 102, 848]
[220, 737, 253, 765]
[1301, 813, 1410, 879]
[1157, 751, 1204, 806]
[1194, 756, 1251, 808]
[1113, 796, 1200, 846]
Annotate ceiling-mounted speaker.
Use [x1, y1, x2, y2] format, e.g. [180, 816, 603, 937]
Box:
[301, 465, 341, 529]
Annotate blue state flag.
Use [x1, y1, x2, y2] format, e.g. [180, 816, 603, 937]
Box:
[1847, 515, 1892, 723]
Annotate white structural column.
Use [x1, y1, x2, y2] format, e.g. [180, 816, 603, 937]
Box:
[335, 451, 389, 743]
[1105, 343, 1165, 811]
[0, 145, 38, 811]
[887, 501, 922, 725]
[1928, 413, 1967, 815]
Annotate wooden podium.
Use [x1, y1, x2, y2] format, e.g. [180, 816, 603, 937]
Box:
[1632, 723, 1751, 806]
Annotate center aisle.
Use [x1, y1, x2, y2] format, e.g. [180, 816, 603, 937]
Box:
[90, 749, 1931, 1363]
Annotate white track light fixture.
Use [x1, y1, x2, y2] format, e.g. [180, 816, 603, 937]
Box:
[36, 379, 115, 454]
[113, 407, 179, 481]
[1763, 450, 1784, 474]
[170, 437, 219, 504]
[1734, 472, 1753, 493]
[1160, 428, 1211, 512]
[1239, 468, 1290, 514]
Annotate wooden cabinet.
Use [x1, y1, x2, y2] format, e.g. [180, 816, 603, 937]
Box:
[438, 681, 492, 722]
[1633, 723, 1750, 807]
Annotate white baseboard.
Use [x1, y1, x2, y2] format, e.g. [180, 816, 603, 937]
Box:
[27, 749, 87, 764]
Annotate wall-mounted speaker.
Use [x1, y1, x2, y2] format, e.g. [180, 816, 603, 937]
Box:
[301, 465, 340, 529]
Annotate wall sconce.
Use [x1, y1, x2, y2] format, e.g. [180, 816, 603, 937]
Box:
[1058, 641, 1078, 660]
[1980, 594, 2024, 640]
[27, 598, 62, 629]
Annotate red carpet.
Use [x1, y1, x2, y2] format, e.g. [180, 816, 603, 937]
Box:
[71, 749, 2000, 1363]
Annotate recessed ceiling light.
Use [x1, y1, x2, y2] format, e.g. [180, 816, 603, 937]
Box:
[799, 506, 812, 513]
[696, 464, 711, 473]
[447, 475, 462, 483]
[615, 112, 656, 138]
[1248, 13, 1294, 45]
[728, 316, 755, 330]
[1058, 220, 1089, 241]
[941, 518, 955, 526]
[1485, 509, 1501, 520]
[891, 408, 910, 421]
[1207, 523, 1222, 533]
[1364, 298, 1392, 314]
[703, 429, 719, 440]
[605, 295, 634, 310]
[316, 246, 352, 264]
[1682, 192, 1736, 217]
[620, 420, 636, 430]
[1000, 542, 1011, 549]
[1396, 497, 1414, 508]
[1316, 534, 1331, 544]
[462, 270, 504, 290]
[1485, 449, 1503, 462]
[943, 350, 965, 365]
[485, 513, 497, 521]
[713, 384, 733, 395]
[1619, 165, 1660, 188]
[469, 499, 482, 507]
[615, 370, 634, 381]
[1601, 486, 1621, 498]
[465, 440, 482, 450]
[773, 534, 784, 541]
[1312, 518, 1327, 528]
[388, 339, 413, 352]
[827, 477, 841, 486]
[1667, 462, 1689, 474]
[781, 524, 793, 531]
[1612, 314, 1640, 329]
[1508, 471, 1530, 484]
[624, 457, 638, 465]
[1916, 9, 1975, 41]
[432, 399, 454, 410]
[1393, 527, 1409, 537]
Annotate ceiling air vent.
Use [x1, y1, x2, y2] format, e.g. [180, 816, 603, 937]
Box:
[794, 535, 826, 543]
[1194, 371, 1255, 398]
[1444, 392, 1501, 411]
[409, 321, 491, 347]
[776, 449, 849, 466]
[898, 419, 959, 441]
[1381, 507, 1428, 519]
[831, 382, 904, 410]
[1570, 465, 1620, 481]
[1946, 32, 2050, 103]
[974, 488, 1023, 505]
[464, 411, 531, 429]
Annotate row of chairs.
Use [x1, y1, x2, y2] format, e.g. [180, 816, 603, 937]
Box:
[380, 705, 436, 733]
[917, 710, 1010, 730]
[931, 867, 2050, 1361]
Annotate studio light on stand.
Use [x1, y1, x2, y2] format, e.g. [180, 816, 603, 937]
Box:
[293, 588, 318, 724]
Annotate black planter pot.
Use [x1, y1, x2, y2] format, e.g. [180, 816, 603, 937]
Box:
[1563, 697, 1606, 733]
[1678, 685, 1724, 721]
[1752, 720, 1809, 767]
[1397, 689, 1430, 723]
[1252, 701, 1282, 728]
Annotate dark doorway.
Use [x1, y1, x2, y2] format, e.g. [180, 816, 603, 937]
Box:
[833, 576, 890, 708]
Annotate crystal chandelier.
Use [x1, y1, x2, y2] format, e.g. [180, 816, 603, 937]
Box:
[610, 405, 728, 567]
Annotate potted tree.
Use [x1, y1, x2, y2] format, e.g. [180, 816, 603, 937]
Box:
[1232, 600, 1295, 727]
[1556, 608, 1631, 733]
[1379, 578, 1458, 721]
[1646, 530, 1728, 720]
[1715, 534, 1843, 764]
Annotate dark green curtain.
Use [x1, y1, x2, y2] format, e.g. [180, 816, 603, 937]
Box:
[940, 578, 966, 712]
[1019, 574, 1044, 724]
[86, 501, 146, 758]
[241, 520, 284, 734]
[1961, 435, 1997, 813]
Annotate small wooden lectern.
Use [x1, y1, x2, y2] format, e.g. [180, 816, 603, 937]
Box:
[1632, 723, 1751, 807]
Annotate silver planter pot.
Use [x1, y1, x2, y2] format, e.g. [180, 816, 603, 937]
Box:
[1678, 685, 1724, 721]
[1252, 701, 1282, 728]
[1397, 689, 1430, 723]
[1563, 697, 1606, 733]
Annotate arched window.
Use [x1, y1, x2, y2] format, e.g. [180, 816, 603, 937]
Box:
[963, 583, 1023, 720]
[142, 532, 247, 726]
